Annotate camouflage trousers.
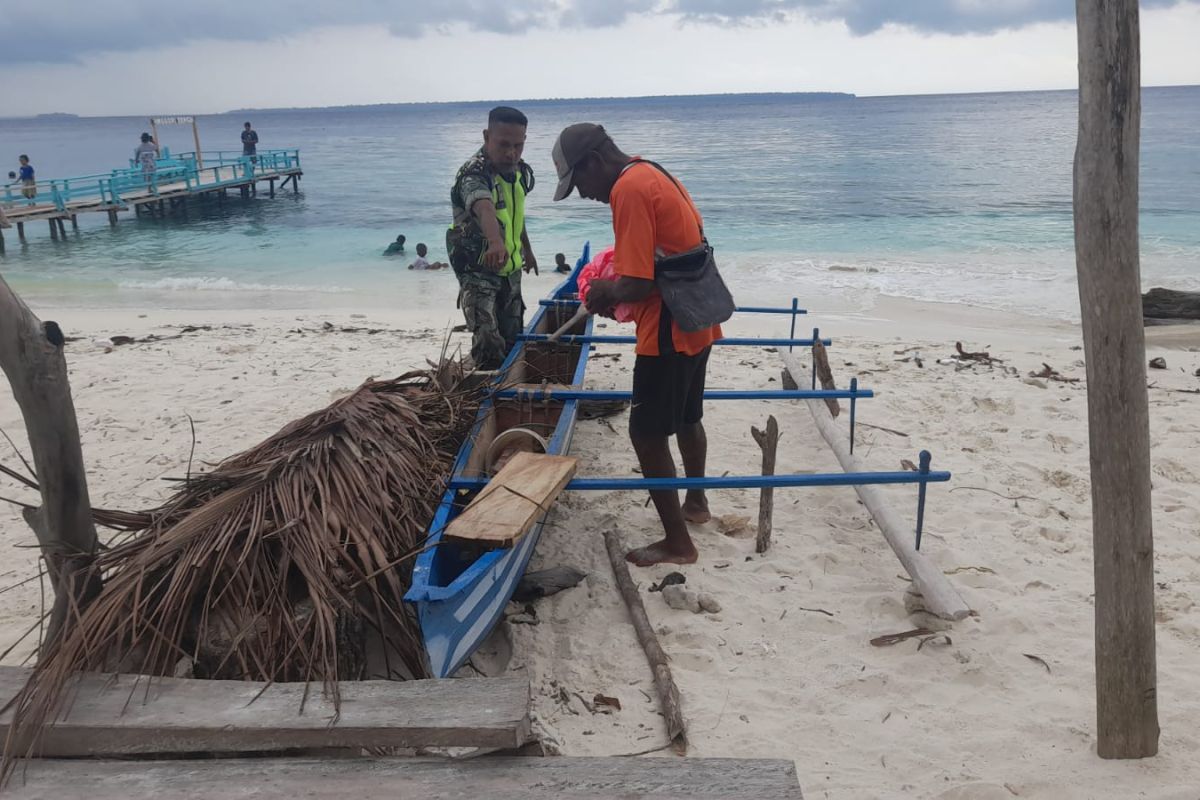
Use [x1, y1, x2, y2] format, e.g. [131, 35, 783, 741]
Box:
[459, 269, 524, 370]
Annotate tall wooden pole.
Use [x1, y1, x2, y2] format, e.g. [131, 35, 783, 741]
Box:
[192, 119, 204, 169]
[1074, 0, 1159, 759]
[0, 273, 100, 645]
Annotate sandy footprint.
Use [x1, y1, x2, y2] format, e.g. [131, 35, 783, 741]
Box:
[1152, 458, 1200, 484]
[972, 396, 1015, 415]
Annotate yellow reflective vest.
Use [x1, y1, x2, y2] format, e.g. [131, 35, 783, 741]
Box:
[492, 167, 532, 276]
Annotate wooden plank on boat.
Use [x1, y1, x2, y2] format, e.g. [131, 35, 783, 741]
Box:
[445, 452, 578, 547]
[780, 352, 971, 621]
[6, 756, 804, 798]
[0, 666, 531, 755]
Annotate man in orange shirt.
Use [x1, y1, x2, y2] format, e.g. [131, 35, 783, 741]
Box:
[552, 123, 722, 567]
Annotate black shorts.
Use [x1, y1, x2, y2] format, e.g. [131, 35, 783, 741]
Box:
[629, 347, 711, 438]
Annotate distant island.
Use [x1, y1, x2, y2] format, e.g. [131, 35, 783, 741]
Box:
[225, 91, 857, 115]
[35, 112, 80, 119]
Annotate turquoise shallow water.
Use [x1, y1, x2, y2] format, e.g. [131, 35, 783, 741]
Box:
[1, 87, 1198, 319]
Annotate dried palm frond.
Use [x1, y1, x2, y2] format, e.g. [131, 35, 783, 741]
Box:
[1, 362, 481, 780]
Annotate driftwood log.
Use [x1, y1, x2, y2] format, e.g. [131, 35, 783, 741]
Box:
[0, 274, 99, 644]
[1075, 0, 1159, 758]
[1142, 288, 1200, 324]
[751, 416, 780, 554]
[602, 527, 686, 753]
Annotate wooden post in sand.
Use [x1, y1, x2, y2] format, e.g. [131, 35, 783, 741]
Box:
[751, 416, 779, 554]
[811, 340, 840, 418]
[1074, 0, 1159, 758]
[0, 273, 100, 644]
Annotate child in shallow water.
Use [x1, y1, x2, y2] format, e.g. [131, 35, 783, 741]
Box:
[408, 242, 449, 271]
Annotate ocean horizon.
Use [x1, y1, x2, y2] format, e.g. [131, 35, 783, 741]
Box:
[2, 86, 1198, 321]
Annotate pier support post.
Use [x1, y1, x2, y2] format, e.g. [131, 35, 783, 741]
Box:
[70, 214, 78, 231]
[17, 222, 25, 242]
[107, 209, 118, 226]
[268, 178, 275, 198]
[0, 229, 5, 253]
[48, 220, 59, 240]
[56, 219, 67, 237]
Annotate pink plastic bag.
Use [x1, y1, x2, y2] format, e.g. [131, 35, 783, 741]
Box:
[576, 246, 635, 323]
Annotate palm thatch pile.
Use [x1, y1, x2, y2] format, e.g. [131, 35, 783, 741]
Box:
[1, 361, 482, 770]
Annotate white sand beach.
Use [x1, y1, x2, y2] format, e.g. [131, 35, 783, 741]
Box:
[2, 288, 1199, 799]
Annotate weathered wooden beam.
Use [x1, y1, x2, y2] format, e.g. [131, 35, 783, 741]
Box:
[781, 353, 970, 621]
[1074, 0, 1159, 758]
[0, 667, 532, 755]
[6, 756, 803, 798]
[0, 276, 100, 642]
[602, 527, 687, 753]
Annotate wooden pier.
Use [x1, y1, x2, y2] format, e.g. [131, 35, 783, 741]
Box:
[0, 149, 302, 250]
[0, 666, 804, 798]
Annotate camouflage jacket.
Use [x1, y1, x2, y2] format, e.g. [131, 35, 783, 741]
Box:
[448, 148, 534, 272]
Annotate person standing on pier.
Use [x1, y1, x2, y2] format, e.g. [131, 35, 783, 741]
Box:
[17, 156, 36, 200]
[552, 123, 723, 567]
[241, 122, 259, 163]
[448, 106, 538, 370]
[134, 133, 158, 183]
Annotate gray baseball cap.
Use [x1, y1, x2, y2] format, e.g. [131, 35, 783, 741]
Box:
[551, 123, 612, 201]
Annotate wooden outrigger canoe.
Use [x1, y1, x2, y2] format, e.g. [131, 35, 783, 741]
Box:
[406, 275, 970, 677]
[404, 269, 593, 678]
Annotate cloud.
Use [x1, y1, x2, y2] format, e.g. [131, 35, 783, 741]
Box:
[674, 0, 1187, 36]
[0, 0, 1191, 65]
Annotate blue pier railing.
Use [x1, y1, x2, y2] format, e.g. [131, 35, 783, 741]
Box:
[1, 149, 301, 214]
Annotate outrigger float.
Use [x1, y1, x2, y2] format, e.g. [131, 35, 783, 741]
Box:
[405, 263, 971, 679]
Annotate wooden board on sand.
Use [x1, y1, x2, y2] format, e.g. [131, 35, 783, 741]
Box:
[445, 452, 577, 548]
[6, 756, 804, 799]
[0, 666, 531, 756]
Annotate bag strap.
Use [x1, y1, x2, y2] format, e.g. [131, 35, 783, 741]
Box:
[622, 158, 705, 238]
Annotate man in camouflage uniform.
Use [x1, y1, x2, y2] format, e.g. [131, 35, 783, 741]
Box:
[448, 106, 538, 370]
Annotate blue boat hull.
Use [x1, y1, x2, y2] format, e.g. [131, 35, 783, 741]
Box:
[405, 269, 592, 678]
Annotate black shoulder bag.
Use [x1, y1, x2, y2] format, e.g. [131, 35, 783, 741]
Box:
[631, 159, 736, 333]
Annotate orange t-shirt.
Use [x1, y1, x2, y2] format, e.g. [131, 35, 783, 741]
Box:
[610, 160, 723, 357]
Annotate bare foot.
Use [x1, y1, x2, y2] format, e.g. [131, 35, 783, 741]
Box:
[682, 495, 711, 524]
[626, 540, 698, 567]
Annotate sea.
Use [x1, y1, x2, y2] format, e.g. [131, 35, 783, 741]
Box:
[1, 87, 1198, 321]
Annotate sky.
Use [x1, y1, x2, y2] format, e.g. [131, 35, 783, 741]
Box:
[1, 0, 1198, 116]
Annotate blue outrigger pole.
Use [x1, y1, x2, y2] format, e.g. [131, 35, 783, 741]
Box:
[449, 452, 947, 550]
